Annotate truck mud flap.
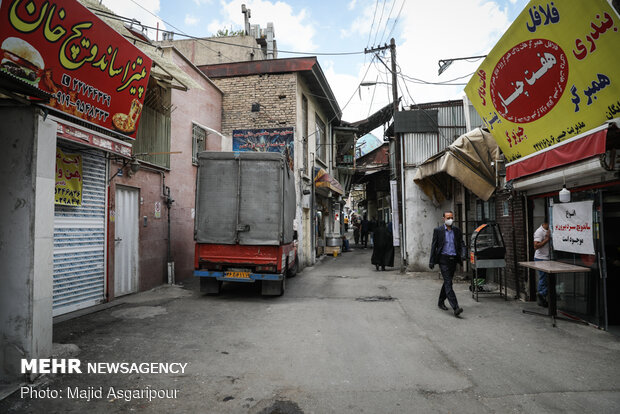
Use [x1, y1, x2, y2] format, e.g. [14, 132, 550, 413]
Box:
[262, 277, 285, 296]
[200, 278, 222, 295]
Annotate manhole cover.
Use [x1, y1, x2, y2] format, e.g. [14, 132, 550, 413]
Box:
[355, 296, 396, 302]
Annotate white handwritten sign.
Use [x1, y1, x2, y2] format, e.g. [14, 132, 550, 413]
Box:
[552, 200, 594, 255]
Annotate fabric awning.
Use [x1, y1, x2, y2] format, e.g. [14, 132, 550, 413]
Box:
[505, 125, 610, 181]
[414, 128, 500, 202]
[314, 167, 344, 196]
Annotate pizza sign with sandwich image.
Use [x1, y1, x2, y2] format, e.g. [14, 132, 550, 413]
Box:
[0, 0, 152, 139]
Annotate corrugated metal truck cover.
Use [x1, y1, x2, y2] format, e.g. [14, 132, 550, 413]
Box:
[195, 152, 295, 246]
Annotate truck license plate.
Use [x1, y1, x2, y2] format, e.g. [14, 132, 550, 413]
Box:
[225, 271, 250, 279]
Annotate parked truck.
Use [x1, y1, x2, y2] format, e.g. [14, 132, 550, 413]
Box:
[194, 152, 297, 296]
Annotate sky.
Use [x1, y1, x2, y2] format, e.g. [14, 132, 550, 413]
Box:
[99, 0, 530, 127]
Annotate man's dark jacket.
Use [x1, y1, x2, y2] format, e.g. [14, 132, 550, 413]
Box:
[429, 225, 465, 267]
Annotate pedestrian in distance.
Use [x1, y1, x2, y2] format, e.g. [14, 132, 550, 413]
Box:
[360, 215, 370, 248]
[369, 216, 378, 247]
[371, 221, 394, 271]
[533, 220, 551, 307]
[353, 216, 361, 246]
[341, 235, 351, 252]
[429, 211, 465, 317]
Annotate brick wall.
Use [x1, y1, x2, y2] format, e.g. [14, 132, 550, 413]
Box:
[212, 73, 298, 138]
[495, 191, 529, 299]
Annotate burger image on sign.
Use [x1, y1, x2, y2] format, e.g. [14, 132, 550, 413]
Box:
[0, 37, 45, 87]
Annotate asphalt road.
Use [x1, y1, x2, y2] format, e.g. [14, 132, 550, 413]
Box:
[3, 244, 620, 413]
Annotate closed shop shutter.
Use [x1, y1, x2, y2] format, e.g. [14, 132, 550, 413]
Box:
[53, 150, 107, 316]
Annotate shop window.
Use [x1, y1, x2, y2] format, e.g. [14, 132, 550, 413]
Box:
[192, 123, 207, 165]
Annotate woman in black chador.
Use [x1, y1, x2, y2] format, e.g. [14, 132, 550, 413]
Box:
[371, 221, 395, 271]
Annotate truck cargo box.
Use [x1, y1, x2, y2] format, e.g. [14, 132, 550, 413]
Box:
[195, 151, 296, 246]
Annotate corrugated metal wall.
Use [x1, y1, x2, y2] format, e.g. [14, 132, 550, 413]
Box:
[403, 101, 484, 166]
[53, 150, 107, 316]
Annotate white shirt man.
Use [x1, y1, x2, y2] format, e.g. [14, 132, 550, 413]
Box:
[533, 224, 550, 260]
[533, 222, 551, 306]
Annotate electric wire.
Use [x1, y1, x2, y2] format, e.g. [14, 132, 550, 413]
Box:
[367, 0, 380, 49]
[385, 0, 406, 41]
[95, 3, 365, 57]
[372, 0, 388, 47]
[123, 0, 238, 63]
[366, 75, 379, 117]
[396, 71, 451, 144]
[378, 0, 398, 45]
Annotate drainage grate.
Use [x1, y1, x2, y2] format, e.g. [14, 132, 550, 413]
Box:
[355, 296, 397, 302]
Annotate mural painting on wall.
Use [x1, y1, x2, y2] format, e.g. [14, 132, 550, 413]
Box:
[233, 127, 295, 170]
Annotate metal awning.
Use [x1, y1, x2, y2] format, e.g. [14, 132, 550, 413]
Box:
[340, 100, 398, 137]
[0, 70, 54, 102]
[505, 120, 619, 181]
[314, 167, 344, 196]
[414, 128, 500, 202]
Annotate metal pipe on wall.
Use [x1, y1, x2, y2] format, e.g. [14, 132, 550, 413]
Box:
[399, 130, 407, 268]
[598, 190, 609, 330]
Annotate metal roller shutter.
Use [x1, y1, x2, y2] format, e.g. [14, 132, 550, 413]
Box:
[53, 149, 107, 316]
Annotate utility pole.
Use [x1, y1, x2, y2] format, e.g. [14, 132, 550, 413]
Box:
[364, 38, 406, 271]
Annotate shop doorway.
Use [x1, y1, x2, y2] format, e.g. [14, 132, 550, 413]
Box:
[603, 188, 620, 326]
[114, 186, 139, 297]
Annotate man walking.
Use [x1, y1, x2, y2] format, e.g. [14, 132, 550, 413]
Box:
[533, 220, 551, 307]
[360, 215, 370, 248]
[429, 211, 465, 317]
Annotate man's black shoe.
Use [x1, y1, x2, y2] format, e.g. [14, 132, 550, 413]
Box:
[438, 303, 449, 311]
[454, 307, 463, 317]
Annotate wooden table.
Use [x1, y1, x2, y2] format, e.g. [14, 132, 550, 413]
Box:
[518, 261, 591, 327]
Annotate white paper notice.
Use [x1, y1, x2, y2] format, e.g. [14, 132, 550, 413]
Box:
[552, 200, 595, 255]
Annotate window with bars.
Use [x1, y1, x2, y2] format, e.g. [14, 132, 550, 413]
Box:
[192, 123, 207, 165]
[133, 106, 171, 169]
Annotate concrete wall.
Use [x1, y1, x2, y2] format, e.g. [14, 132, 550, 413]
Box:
[0, 107, 55, 379]
[162, 36, 266, 66]
[404, 167, 450, 271]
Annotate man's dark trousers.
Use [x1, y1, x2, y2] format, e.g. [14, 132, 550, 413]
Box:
[438, 255, 459, 310]
[361, 231, 369, 247]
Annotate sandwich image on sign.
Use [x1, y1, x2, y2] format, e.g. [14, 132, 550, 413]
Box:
[0, 37, 44, 86]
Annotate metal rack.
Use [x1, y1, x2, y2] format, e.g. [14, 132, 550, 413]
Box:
[469, 223, 507, 302]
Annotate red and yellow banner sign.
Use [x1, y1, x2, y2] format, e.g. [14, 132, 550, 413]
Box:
[0, 0, 152, 138]
[55, 148, 82, 206]
[465, 0, 620, 162]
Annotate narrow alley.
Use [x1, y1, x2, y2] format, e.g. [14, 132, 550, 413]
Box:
[2, 237, 619, 413]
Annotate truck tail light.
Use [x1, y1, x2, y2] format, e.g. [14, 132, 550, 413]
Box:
[256, 265, 276, 273]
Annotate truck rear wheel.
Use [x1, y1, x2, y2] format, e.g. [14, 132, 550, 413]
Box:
[200, 278, 222, 295]
[286, 256, 298, 278]
[261, 277, 285, 296]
